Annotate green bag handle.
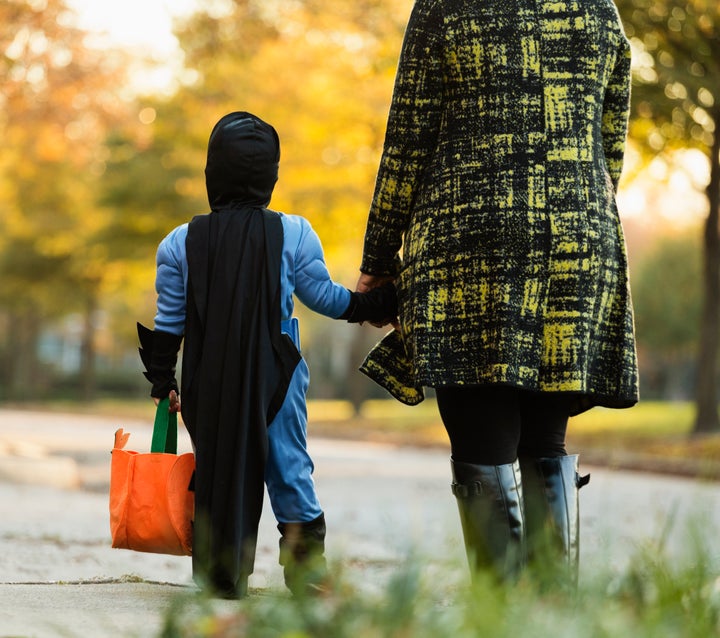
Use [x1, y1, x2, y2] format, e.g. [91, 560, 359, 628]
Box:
[150, 397, 178, 454]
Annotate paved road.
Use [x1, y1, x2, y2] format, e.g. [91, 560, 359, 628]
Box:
[1, 408, 719, 636]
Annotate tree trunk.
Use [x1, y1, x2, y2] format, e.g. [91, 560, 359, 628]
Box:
[79, 292, 98, 402]
[693, 122, 720, 435]
[346, 324, 373, 416]
[7, 309, 41, 400]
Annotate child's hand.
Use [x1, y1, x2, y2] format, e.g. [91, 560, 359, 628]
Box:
[168, 390, 181, 413]
[354, 274, 397, 327]
[153, 389, 181, 413]
[342, 281, 397, 327]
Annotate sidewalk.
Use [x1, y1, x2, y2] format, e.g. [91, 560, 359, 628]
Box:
[1, 408, 719, 637]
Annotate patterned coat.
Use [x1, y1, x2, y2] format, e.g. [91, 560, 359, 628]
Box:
[360, 0, 638, 412]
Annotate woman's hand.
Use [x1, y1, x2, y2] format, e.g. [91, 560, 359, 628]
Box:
[355, 273, 394, 294]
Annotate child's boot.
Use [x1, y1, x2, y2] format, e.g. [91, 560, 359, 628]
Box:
[277, 513, 329, 596]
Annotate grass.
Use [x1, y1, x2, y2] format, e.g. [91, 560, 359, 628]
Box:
[157, 540, 720, 638]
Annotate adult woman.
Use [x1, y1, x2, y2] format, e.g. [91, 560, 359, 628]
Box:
[357, 0, 638, 583]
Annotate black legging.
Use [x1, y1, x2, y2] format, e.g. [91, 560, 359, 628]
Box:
[435, 385, 570, 466]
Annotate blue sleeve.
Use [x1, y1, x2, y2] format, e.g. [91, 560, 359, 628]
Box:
[153, 225, 188, 336]
[293, 221, 352, 319]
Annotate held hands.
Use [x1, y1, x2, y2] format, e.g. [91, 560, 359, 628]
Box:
[355, 273, 399, 329]
[355, 273, 393, 294]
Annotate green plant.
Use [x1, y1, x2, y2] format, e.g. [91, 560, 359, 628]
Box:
[158, 537, 720, 638]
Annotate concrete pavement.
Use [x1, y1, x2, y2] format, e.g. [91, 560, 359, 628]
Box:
[1, 407, 719, 637]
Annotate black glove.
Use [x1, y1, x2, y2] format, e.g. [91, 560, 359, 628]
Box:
[339, 282, 398, 324]
[137, 322, 183, 399]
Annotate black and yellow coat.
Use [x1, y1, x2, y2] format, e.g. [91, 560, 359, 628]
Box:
[360, 0, 638, 413]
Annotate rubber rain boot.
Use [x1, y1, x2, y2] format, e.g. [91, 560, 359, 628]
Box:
[451, 458, 526, 582]
[519, 454, 590, 588]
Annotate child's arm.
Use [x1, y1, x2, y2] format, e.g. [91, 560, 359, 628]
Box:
[293, 220, 397, 323]
[138, 226, 186, 400]
[154, 225, 187, 336]
[293, 222, 353, 318]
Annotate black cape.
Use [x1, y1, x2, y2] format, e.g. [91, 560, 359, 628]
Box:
[182, 208, 300, 589]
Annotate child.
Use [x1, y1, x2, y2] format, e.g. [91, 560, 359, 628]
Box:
[138, 111, 396, 598]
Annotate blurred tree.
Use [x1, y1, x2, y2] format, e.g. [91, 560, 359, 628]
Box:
[97, 101, 208, 352]
[98, 0, 414, 280]
[107, 0, 412, 406]
[616, 0, 720, 434]
[163, 0, 412, 274]
[0, 0, 128, 398]
[632, 232, 702, 398]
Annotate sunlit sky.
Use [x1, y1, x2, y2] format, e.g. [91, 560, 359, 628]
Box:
[618, 147, 709, 230]
[66, 0, 196, 54]
[65, 0, 199, 92]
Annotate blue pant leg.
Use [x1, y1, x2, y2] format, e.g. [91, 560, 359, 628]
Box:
[266, 355, 323, 523]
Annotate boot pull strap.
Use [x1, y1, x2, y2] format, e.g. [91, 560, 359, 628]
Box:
[451, 481, 483, 498]
[577, 473, 590, 489]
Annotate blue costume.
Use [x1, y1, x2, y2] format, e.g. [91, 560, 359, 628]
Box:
[153, 214, 350, 524]
[141, 111, 396, 598]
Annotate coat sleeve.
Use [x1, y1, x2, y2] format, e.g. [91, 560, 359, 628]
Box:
[360, 0, 445, 276]
[601, 34, 632, 191]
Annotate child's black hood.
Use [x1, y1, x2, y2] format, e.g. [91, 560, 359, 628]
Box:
[204, 111, 280, 209]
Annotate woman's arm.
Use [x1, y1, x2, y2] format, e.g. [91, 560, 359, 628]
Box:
[601, 35, 632, 191]
[361, 0, 445, 276]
